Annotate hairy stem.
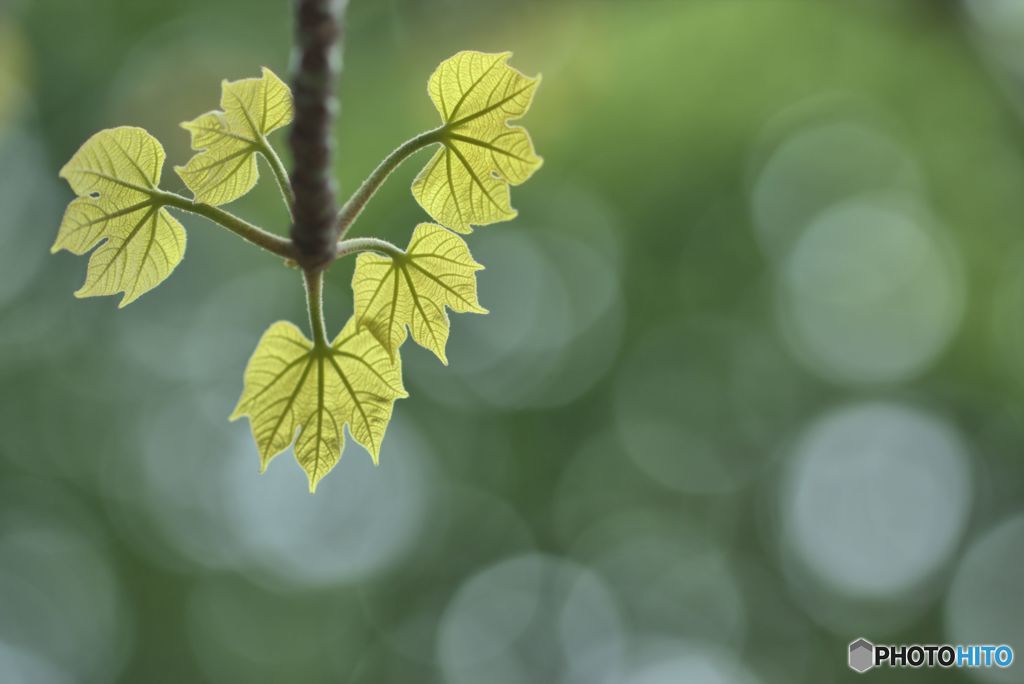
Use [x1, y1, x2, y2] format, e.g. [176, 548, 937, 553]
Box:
[304, 268, 329, 348]
[259, 139, 296, 218]
[335, 236, 404, 260]
[157, 191, 294, 259]
[335, 127, 443, 241]
[289, 0, 346, 270]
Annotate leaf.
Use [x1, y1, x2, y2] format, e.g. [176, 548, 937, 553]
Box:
[231, 318, 407, 492]
[352, 223, 487, 365]
[412, 50, 543, 234]
[175, 67, 293, 206]
[52, 126, 185, 307]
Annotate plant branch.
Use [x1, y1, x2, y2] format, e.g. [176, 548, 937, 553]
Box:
[335, 236, 404, 260]
[157, 191, 294, 260]
[259, 139, 295, 218]
[304, 268, 329, 348]
[335, 127, 444, 241]
[289, 0, 346, 271]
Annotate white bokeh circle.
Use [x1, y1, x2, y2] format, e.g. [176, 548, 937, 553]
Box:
[781, 402, 972, 599]
[946, 514, 1024, 684]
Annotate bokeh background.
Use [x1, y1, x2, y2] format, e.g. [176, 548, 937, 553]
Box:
[1, 0, 1023, 682]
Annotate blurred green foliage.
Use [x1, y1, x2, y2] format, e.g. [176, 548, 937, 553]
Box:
[1, 1, 1024, 682]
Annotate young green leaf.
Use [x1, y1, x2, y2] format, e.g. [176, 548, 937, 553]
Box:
[230, 318, 407, 492]
[176, 67, 293, 206]
[412, 51, 542, 233]
[52, 126, 185, 307]
[352, 223, 486, 365]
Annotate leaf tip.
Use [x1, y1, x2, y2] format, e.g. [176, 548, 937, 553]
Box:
[118, 288, 148, 308]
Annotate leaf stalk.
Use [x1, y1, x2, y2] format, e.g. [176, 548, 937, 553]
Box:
[335, 127, 444, 241]
[304, 268, 329, 349]
[157, 191, 295, 260]
[259, 138, 296, 218]
[335, 236, 404, 260]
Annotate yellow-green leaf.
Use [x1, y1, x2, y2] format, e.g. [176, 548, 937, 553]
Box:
[412, 51, 542, 234]
[352, 223, 486, 365]
[175, 67, 292, 206]
[52, 126, 185, 307]
[230, 318, 407, 492]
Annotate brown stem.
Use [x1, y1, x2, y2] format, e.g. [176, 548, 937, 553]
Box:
[289, 0, 347, 270]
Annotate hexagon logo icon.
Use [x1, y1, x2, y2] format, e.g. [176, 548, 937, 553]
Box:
[849, 638, 875, 673]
